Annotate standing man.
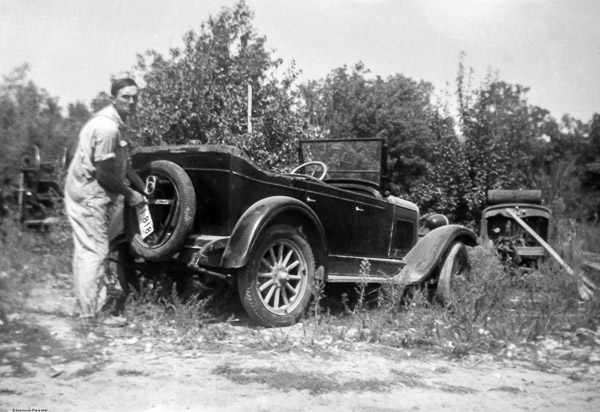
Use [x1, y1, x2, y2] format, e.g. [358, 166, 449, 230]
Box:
[65, 78, 147, 326]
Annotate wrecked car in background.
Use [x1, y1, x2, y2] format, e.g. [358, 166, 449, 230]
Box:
[481, 189, 550, 267]
[109, 138, 477, 327]
[481, 189, 598, 299]
[11, 146, 64, 230]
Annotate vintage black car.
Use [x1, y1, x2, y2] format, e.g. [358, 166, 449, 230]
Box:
[109, 138, 477, 327]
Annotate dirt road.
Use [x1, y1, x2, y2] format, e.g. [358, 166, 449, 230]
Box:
[1, 276, 599, 412]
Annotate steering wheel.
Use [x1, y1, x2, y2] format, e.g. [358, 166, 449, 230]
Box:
[290, 161, 328, 181]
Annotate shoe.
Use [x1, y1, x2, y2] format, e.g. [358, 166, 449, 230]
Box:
[94, 314, 128, 327]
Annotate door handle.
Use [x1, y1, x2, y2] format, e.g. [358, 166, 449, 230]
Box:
[356, 206, 364, 212]
[306, 197, 316, 203]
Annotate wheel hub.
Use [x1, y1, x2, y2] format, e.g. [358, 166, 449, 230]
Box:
[273, 265, 289, 287]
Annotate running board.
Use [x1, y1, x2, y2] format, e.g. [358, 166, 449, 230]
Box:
[326, 275, 400, 284]
[326, 254, 405, 284]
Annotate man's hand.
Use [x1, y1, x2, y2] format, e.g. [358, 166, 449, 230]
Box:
[126, 189, 146, 207]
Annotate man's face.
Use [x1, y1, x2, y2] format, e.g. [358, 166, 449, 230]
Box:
[113, 85, 139, 119]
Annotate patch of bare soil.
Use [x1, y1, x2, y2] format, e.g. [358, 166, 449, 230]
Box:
[1, 277, 599, 412]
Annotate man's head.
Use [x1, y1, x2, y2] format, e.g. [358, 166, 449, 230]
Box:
[111, 78, 139, 120]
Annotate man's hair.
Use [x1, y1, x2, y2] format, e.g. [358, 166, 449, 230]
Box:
[111, 78, 138, 97]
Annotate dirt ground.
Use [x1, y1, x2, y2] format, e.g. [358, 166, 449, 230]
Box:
[1, 274, 599, 412]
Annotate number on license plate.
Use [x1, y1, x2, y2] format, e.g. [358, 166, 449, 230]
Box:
[136, 204, 154, 239]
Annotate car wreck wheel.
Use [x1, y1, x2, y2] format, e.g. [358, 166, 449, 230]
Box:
[434, 241, 469, 306]
[238, 224, 315, 327]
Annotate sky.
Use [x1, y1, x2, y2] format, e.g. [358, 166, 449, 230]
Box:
[1, 0, 599, 122]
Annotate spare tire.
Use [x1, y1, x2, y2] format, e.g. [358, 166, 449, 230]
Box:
[127, 160, 196, 261]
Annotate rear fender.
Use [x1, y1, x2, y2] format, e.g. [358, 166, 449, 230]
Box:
[394, 225, 478, 285]
[221, 196, 326, 269]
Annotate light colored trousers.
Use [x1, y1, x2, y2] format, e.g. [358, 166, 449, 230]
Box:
[64, 194, 113, 317]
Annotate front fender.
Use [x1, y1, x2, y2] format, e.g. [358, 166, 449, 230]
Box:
[394, 225, 478, 285]
[221, 196, 325, 269]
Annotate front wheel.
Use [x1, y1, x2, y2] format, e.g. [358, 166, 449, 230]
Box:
[238, 225, 315, 327]
[433, 241, 470, 306]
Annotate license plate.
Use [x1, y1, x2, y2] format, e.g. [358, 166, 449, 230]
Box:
[136, 203, 154, 239]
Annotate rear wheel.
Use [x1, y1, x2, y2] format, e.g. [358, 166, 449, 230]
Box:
[434, 241, 470, 306]
[238, 225, 315, 327]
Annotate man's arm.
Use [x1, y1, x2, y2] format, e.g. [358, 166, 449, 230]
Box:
[126, 163, 150, 196]
[96, 158, 145, 206]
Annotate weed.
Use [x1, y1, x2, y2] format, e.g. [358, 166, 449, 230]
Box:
[0, 216, 72, 315]
[307, 278, 326, 324]
[121, 275, 242, 350]
[297, 218, 599, 358]
[581, 223, 600, 254]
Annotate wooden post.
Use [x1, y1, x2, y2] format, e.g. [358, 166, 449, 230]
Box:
[247, 84, 252, 134]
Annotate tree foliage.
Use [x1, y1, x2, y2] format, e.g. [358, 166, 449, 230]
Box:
[0, 64, 87, 180]
[579, 114, 600, 219]
[298, 63, 454, 198]
[132, 0, 302, 170]
[298, 53, 596, 224]
[1, 2, 598, 224]
[424, 56, 587, 224]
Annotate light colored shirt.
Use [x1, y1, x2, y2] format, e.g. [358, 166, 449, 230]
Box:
[65, 105, 131, 204]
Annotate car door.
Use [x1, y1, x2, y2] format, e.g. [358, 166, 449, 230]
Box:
[303, 182, 356, 255]
[351, 195, 393, 258]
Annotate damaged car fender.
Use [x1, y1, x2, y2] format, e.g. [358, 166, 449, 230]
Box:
[394, 225, 478, 285]
[221, 196, 327, 269]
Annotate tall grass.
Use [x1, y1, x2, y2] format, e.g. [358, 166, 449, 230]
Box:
[303, 217, 599, 356]
[2, 210, 599, 358]
[0, 216, 72, 313]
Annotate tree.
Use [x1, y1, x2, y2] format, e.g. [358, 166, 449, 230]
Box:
[90, 92, 112, 113]
[60, 101, 92, 167]
[450, 57, 567, 223]
[298, 63, 455, 198]
[579, 114, 600, 219]
[0, 64, 67, 179]
[131, 0, 302, 170]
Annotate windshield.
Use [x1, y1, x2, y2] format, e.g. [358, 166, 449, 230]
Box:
[299, 139, 383, 185]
